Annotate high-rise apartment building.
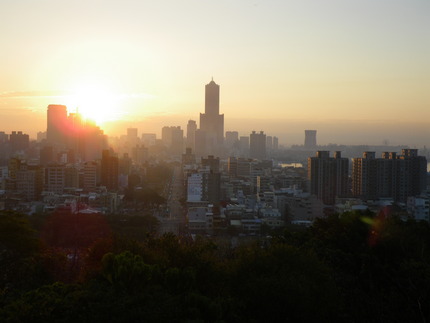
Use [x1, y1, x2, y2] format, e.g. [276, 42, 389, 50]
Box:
[199, 79, 224, 156]
[352, 149, 427, 202]
[250, 131, 266, 160]
[308, 151, 349, 205]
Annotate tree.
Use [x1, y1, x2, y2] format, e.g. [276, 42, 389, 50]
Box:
[0, 211, 40, 289]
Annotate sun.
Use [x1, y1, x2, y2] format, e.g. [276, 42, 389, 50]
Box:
[66, 82, 123, 125]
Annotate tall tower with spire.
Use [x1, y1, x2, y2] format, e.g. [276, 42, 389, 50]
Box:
[199, 79, 224, 156]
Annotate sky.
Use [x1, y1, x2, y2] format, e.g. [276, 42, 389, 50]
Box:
[1, 0, 429, 146]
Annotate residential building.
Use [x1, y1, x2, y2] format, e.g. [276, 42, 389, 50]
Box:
[308, 151, 349, 205]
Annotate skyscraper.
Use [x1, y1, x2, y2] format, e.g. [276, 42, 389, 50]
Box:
[250, 131, 266, 160]
[186, 120, 197, 150]
[199, 79, 224, 156]
[47, 104, 68, 147]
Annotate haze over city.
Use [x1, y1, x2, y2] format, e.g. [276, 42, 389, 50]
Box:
[3, 2, 430, 321]
[1, 0, 429, 146]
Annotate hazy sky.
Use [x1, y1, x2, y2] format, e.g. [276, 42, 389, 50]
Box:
[1, 0, 429, 146]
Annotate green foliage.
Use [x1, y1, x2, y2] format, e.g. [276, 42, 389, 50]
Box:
[0, 211, 39, 258]
[107, 214, 159, 240]
[41, 212, 111, 248]
[4, 209, 430, 322]
[309, 211, 430, 322]
[230, 242, 340, 322]
[0, 211, 41, 290]
[101, 251, 157, 293]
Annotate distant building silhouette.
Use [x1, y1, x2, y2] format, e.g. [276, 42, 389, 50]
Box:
[186, 120, 197, 150]
[142, 133, 156, 147]
[162, 126, 184, 155]
[225, 131, 239, 149]
[0, 132, 8, 143]
[47, 104, 68, 147]
[9, 131, 29, 153]
[199, 79, 224, 156]
[266, 136, 273, 153]
[250, 131, 266, 160]
[101, 150, 119, 191]
[304, 130, 317, 148]
[45, 104, 107, 162]
[308, 151, 349, 205]
[194, 129, 207, 157]
[37, 131, 46, 142]
[273, 136, 279, 150]
[239, 136, 250, 156]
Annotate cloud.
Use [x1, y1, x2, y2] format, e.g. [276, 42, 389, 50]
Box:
[0, 90, 155, 100]
[0, 90, 68, 98]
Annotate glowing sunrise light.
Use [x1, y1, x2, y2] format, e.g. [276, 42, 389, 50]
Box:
[66, 83, 124, 125]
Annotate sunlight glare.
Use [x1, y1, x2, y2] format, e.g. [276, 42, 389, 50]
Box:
[66, 82, 123, 125]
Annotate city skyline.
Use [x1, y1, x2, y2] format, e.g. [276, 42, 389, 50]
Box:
[1, 1, 429, 146]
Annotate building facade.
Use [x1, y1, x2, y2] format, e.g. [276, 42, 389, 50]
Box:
[308, 151, 349, 205]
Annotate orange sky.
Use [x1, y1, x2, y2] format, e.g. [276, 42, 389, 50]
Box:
[1, 1, 429, 146]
